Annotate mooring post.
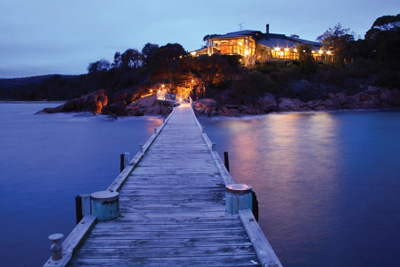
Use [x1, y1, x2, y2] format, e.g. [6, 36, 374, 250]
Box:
[224, 151, 230, 172]
[75, 195, 82, 224]
[252, 190, 259, 221]
[225, 184, 253, 214]
[212, 143, 216, 151]
[139, 143, 144, 153]
[81, 194, 91, 215]
[120, 152, 130, 172]
[48, 233, 64, 261]
[90, 191, 120, 222]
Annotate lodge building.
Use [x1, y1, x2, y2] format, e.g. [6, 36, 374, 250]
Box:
[192, 24, 332, 65]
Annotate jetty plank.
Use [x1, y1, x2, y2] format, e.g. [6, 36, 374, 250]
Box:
[57, 103, 281, 267]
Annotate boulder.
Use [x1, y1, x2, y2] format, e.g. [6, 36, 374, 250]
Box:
[278, 98, 308, 111]
[39, 89, 108, 114]
[127, 94, 170, 116]
[258, 93, 278, 112]
[106, 101, 128, 116]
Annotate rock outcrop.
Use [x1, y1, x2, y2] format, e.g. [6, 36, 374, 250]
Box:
[127, 94, 171, 116]
[193, 87, 400, 117]
[39, 90, 171, 117]
[40, 90, 108, 114]
[39, 86, 400, 117]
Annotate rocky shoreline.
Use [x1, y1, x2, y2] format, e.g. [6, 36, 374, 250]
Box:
[38, 90, 172, 117]
[193, 86, 400, 117]
[37, 86, 400, 118]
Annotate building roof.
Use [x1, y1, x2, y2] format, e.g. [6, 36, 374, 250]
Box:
[207, 30, 264, 40]
[258, 33, 323, 48]
[206, 29, 323, 49]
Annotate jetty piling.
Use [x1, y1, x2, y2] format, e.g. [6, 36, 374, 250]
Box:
[120, 152, 130, 172]
[224, 151, 230, 172]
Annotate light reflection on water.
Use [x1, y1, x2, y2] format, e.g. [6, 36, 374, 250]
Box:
[200, 110, 400, 266]
[1, 104, 400, 266]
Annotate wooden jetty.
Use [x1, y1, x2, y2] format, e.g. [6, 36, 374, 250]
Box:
[44, 102, 282, 267]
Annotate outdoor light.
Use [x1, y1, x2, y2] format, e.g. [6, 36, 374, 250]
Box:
[239, 41, 243, 45]
[327, 51, 331, 55]
[294, 49, 298, 53]
[285, 48, 289, 52]
[275, 47, 280, 52]
[312, 50, 315, 54]
[319, 50, 323, 54]
[191, 51, 196, 56]
[279, 52, 284, 56]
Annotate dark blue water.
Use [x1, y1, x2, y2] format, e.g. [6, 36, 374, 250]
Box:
[0, 104, 162, 267]
[1, 105, 400, 266]
[200, 111, 400, 266]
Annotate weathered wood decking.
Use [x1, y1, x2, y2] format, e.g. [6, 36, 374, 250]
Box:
[47, 103, 281, 267]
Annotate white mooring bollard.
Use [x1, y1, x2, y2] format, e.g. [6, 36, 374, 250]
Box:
[48, 233, 64, 261]
[90, 191, 120, 222]
[225, 184, 253, 214]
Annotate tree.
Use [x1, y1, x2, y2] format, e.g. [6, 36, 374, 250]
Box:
[149, 43, 187, 79]
[112, 52, 122, 68]
[366, 14, 400, 39]
[317, 23, 354, 63]
[87, 59, 111, 73]
[120, 49, 142, 69]
[364, 14, 400, 63]
[141, 43, 159, 67]
[190, 54, 231, 88]
[296, 43, 316, 73]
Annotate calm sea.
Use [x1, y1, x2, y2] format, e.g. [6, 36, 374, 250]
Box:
[1, 104, 399, 266]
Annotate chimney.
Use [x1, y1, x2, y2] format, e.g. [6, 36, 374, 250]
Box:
[266, 24, 270, 40]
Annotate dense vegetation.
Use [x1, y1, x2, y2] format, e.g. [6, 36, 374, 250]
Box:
[0, 14, 399, 102]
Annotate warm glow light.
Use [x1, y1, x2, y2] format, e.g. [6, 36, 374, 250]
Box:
[319, 50, 323, 54]
[275, 47, 280, 52]
[179, 98, 182, 102]
[191, 79, 195, 83]
[327, 51, 331, 55]
[312, 50, 315, 54]
[279, 51, 284, 56]
[294, 49, 298, 53]
[150, 89, 153, 93]
[238, 41, 243, 45]
[285, 48, 289, 52]
[191, 51, 196, 56]
[162, 84, 165, 88]
[244, 50, 249, 56]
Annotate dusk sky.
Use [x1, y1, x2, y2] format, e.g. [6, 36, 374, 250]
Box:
[1, 0, 398, 78]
